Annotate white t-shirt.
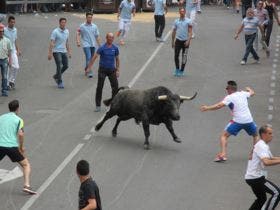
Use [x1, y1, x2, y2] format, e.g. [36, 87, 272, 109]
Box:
[222, 91, 253, 123]
[245, 140, 272, 180]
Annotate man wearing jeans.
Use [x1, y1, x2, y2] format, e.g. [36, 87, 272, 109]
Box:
[85, 33, 119, 112]
[0, 25, 12, 96]
[76, 12, 101, 78]
[48, 17, 71, 89]
[235, 8, 264, 65]
[152, 0, 167, 42]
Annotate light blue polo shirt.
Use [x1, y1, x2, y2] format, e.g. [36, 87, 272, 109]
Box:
[4, 26, 17, 53]
[173, 17, 192, 41]
[0, 112, 24, 148]
[119, 0, 136, 20]
[79, 23, 100, 48]
[153, 0, 166, 16]
[50, 27, 69, 53]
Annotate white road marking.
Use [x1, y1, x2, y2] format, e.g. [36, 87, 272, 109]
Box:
[269, 98, 274, 103]
[271, 75, 276, 80]
[0, 167, 23, 184]
[272, 64, 277, 68]
[83, 134, 91, 141]
[276, 48, 279, 52]
[270, 83, 276, 88]
[275, 53, 279, 57]
[273, 58, 278, 62]
[21, 143, 84, 210]
[21, 29, 173, 210]
[270, 90, 275, 95]
[268, 114, 273, 121]
[272, 70, 277, 74]
[268, 105, 274, 111]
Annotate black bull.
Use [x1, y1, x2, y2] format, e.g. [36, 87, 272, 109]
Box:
[95, 86, 197, 149]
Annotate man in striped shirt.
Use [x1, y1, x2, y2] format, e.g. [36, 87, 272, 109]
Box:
[234, 8, 265, 65]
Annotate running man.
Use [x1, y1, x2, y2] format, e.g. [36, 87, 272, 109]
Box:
[4, 16, 21, 90]
[76, 12, 101, 78]
[245, 125, 280, 210]
[152, 0, 168, 42]
[0, 100, 37, 194]
[48, 17, 71, 89]
[172, 7, 192, 77]
[116, 0, 136, 45]
[200, 81, 258, 162]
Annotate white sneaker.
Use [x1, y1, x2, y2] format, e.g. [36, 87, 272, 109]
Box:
[240, 60, 246, 65]
[191, 34, 195, 39]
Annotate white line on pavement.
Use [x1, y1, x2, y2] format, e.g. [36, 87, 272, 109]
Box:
[270, 90, 275, 95]
[270, 83, 276, 88]
[83, 134, 92, 141]
[271, 75, 276, 80]
[268, 114, 273, 121]
[21, 29, 172, 210]
[268, 105, 274, 111]
[272, 70, 277, 74]
[273, 59, 278, 62]
[272, 64, 277, 68]
[269, 98, 274, 103]
[21, 143, 84, 210]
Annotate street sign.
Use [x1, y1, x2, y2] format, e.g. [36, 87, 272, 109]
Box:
[0, 166, 23, 184]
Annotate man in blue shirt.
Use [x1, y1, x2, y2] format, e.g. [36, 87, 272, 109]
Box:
[76, 12, 101, 78]
[171, 7, 192, 77]
[4, 16, 21, 90]
[116, 0, 136, 45]
[152, 0, 167, 42]
[48, 17, 71, 89]
[85, 33, 120, 112]
[0, 100, 36, 194]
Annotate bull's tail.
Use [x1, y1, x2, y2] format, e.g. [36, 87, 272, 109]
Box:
[103, 86, 129, 106]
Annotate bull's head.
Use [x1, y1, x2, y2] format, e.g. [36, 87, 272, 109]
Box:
[157, 92, 197, 121]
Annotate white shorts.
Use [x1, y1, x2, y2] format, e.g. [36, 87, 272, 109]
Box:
[11, 51, 19, 69]
[119, 19, 131, 32]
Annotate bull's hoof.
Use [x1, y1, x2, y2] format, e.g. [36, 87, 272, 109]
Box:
[112, 130, 117, 137]
[174, 138, 182, 143]
[143, 144, 151, 150]
[95, 124, 102, 131]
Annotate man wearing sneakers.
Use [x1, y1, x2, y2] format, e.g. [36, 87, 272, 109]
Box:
[234, 8, 265, 65]
[200, 81, 258, 162]
[0, 100, 36, 194]
[85, 33, 119, 112]
[76, 12, 101, 78]
[4, 16, 21, 90]
[48, 17, 71, 89]
[152, 0, 167, 42]
[245, 125, 280, 210]
[171, 7, 192, 77]
[116, 0, 136, 45]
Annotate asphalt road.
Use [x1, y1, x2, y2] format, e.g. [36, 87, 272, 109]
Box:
[0, 6, 280, 210]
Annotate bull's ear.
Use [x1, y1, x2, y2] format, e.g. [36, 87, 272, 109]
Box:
[158, 95, 168, 100]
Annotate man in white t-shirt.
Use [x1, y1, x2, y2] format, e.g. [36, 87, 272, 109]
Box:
[245, 125, 280, 210]
[200, 80, 258, 162]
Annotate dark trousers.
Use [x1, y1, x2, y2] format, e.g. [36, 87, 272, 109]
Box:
[246, 176, 280, 210]
[53, 52, 68, 83]
[264, 20, 273, 47]
[95, 67, 119, 107]
[0, 58, 8, 95]
[174, 39, 189, 71]
[243, 33, 259, 62]
[154, 15, 165, 38]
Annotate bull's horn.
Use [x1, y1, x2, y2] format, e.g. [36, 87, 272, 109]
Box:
[158, 95, 168, 100]
[180, 92, 197, 100]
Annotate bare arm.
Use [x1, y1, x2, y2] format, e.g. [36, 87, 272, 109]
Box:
[234, 24, 244, 39]
[96, 36, 101, 47]
[76, 30, 81, 47]
[66, 39, 71, 58]
[132, 8, 136, 17]
[200, 101, 226, 112]
[262, 157, 280, 166]
[18, 129, 24, 154]
[164, 3, 168, 14]
[116, 55, 120, 77]
[245, 86, 255, 96]
[171, 29, 176, 48]
[15, 39, 21, 56]
[80, 199, 97, 210]
[48, 40, 55, 60]
[273, 4, 280, 25]
[186, 25, 193, 46]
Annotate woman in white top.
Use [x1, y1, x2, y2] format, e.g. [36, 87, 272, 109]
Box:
[245, 125, 280, 210]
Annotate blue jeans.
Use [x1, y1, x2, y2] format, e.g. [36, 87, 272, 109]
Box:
[83, 47, 95, 76]
[53, 52, 68, 83]
[243, 33, 259, 62]
[0, 58, 8, 95]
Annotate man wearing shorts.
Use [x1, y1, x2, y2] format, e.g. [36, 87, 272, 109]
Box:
[200, 80, 258, 162]
[0, 100, 36, 194]
[116, 0, 136, 45]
